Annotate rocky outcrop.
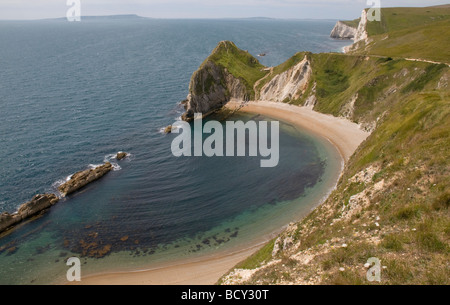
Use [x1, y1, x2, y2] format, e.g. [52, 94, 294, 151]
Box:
[182, 41, 255, 122]
[330, 21, 357, 39]
[0, 194, 59, 233]
[342, 10, 370, 53]
[164, 125, 172, 134]
[259, 55, 312, 102]
[182, 61, 248, 122]
[331, 10, 370, 53]
[116, 152, 128, 160]
[354, 10, 369, 44]
[58, 163, 113, 197]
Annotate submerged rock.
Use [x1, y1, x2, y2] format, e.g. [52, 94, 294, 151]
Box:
[58, 163, 113, 197]
[0, 194, 59, 234]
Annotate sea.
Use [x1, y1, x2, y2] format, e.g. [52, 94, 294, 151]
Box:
[0, 17, 351, 284]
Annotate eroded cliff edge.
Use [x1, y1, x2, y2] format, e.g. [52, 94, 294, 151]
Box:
[330, 10, 369, 53]
[330, 21, 358, 40]
[182, 41, 267, 121]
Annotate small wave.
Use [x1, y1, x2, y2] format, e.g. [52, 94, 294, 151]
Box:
[51, 179, 66, 198]
[103, 153, 130, 171]
[88, 164, 104, 169]
[159, 124, 180, 134]
[52, 174, 72, 189]
[88, 162, 121, 171]
[103, 154, 118, 162]
[111, 163, 122, 171]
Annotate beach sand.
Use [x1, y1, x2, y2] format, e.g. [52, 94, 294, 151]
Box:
[75, 100, 370, 285]
[226, 100, 370, 161]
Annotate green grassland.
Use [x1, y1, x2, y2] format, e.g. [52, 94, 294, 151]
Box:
[353, 7, 450, 63]
[342, 18, 360, 29]
[366, 7, 450, 36]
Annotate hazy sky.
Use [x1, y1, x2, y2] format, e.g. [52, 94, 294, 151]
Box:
[0, 0, 448, 20]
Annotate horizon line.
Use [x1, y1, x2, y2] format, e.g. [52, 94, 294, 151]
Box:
[0, 14, 345, 22]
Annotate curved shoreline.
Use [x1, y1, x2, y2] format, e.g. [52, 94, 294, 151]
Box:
[229, 100, 370, 162]
[75, 101, 370, 285]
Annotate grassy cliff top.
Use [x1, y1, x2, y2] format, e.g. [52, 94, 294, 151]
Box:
[341, 18, 360, 28]
[351, 6, 450, 63]
[202, 41, 268, 98]
[365, 6, 450, 36]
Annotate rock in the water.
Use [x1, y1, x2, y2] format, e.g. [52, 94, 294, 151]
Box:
[0, 194, 59, 233]
[116, 152, 128, 160]
[164, 125, 172, 134]
[58, 163, 113, 197]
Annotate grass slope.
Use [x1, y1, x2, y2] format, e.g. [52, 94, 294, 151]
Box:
[352, 7, 450, 63]
[342, 18, 360, 29]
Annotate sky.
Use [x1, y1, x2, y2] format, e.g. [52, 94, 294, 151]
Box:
[0, 0, 448, 20]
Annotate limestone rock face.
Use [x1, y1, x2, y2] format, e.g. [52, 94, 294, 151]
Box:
[330, 21, 357, 39]
[259, 56, 312, 102]
[0, 194, 59, 233]
[58, 163, 113, 197]
[343, 10, 370, 53]
[354, 10, 369, 44]
[182, 60, 248, 122]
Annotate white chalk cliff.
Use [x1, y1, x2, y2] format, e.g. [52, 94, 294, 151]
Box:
[259, 56, 312, 102]
[330, 21, 357, 40]
[354, 9, 369, 44]
[330, 9, 370, 53]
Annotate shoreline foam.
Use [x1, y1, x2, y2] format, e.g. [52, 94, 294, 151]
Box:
[74, 101, 370, 285]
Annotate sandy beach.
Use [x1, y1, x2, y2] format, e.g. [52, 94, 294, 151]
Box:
[226, 100, 370, 162]
[75, 100, 370, 285]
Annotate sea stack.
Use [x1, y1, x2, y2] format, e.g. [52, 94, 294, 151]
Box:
[58, 163, 113, 197]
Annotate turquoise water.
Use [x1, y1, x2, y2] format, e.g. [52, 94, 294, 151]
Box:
[0, 18, 349, 284]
